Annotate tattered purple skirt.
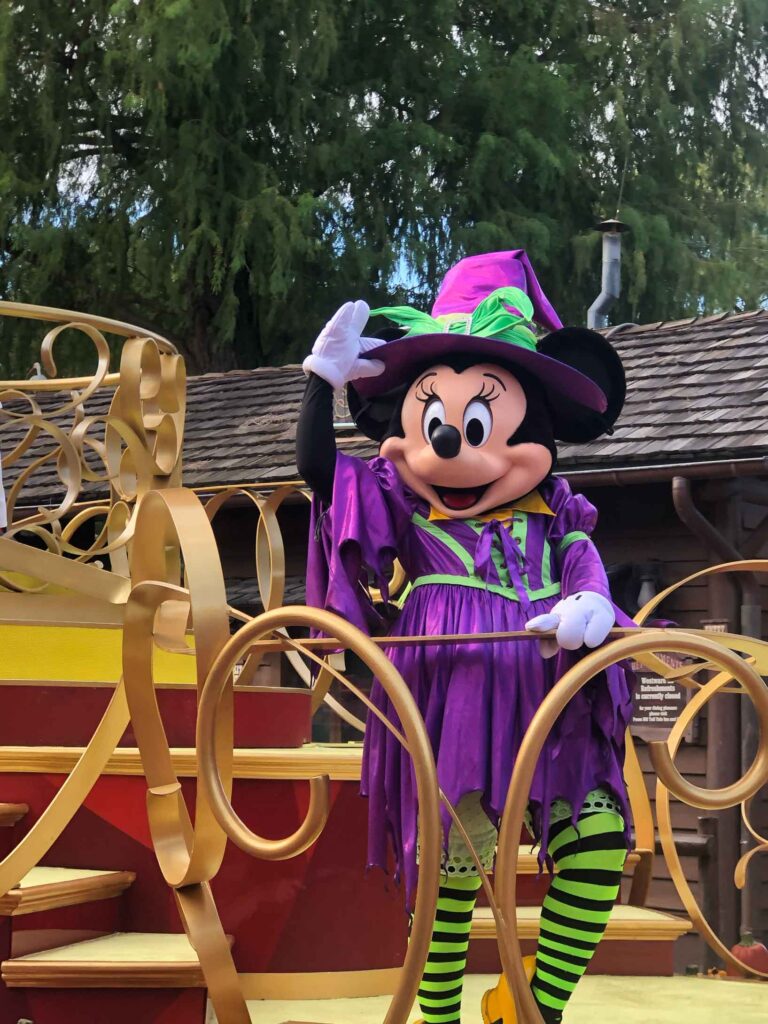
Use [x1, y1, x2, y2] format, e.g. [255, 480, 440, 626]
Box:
[360, 582, 634, 905]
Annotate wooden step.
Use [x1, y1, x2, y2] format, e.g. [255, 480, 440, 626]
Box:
[0, 803, 28, 827]
[0, 866, 135, 916]
[471, 903, 692, 942]
[2, 933, 206, 988]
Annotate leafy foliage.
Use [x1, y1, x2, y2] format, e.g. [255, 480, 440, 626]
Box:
[0, 1, 766, 374]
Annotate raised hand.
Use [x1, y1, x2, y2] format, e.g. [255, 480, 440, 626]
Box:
[302, 300, 385, 389]
[525, 591, 615, 658]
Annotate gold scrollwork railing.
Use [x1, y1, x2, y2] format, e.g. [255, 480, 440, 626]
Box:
[5, 494, 768, 1022]
[0, 302, 184, 578]
[495, 628, 768, 1023]
[636, 560, 768, 982]
[195, 606, 443, 1024]
[120, 488, 444, 1024]
[0, 302, 185, 903]
[123, 475, 768, 1019]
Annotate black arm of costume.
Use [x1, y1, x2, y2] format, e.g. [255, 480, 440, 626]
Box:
[296, 372, 337, 503]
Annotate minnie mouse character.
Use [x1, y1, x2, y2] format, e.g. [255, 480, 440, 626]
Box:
[298, 251, 634, 1024]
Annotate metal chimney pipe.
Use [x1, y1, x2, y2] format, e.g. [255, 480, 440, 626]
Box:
[587, 218, 629, 329]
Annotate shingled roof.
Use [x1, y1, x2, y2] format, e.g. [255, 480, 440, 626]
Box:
[183, 306, 768, 482]
[4, 307, 768, 507]
[579, 308, 768, 471]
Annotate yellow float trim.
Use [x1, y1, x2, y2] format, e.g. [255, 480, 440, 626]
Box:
[0, 622, 195, 684]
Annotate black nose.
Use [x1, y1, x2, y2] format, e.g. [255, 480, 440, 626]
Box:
[431, 424, 462, 459]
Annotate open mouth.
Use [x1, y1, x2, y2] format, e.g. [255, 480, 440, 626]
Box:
[433, 482, 491, 512]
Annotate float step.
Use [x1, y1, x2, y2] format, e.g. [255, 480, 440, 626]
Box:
[468, 904, 692, 975]
[0, 866, 135, 916]
[2, 932, 207, 988]
[471, 903, 692, 941]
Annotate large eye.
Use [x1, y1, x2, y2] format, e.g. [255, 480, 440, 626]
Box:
[463, 399, 492, 447]
[422, 397, 447, 443]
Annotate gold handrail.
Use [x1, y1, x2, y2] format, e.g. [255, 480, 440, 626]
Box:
[5, 475, 768, 1015]
[0, 299, 176, 352]
[3, 299, 768, 1012]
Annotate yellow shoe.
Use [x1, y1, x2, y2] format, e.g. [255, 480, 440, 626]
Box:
[481, 954, 537, 1024]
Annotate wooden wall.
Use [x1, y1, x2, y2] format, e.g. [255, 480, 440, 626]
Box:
[739, 498, 768, 945]
[588, 479, 768, 969]
[585, 481, 712, 969]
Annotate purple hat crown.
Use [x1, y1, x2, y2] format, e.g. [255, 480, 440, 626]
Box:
[431, 250, 563, 333]
[369, 250, 563, 352]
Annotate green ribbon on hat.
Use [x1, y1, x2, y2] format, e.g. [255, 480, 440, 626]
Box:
[370, 286, 538, 351]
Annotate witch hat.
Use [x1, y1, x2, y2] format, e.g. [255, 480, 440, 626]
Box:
[348, 249, 625, 444]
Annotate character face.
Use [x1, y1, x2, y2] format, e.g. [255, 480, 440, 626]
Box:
[380, 362, 553, 518]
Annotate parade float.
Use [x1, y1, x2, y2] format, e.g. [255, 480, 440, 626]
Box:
[0, 296, 765, 1024]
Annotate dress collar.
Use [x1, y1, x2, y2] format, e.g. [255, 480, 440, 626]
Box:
[428, 488, 554, 522]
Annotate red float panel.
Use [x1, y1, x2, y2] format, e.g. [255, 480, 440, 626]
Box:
[21, 989, 206, 1024]
[0, 684, 311, 747]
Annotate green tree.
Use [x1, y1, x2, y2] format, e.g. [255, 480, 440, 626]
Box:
[0, 1, 765, 376]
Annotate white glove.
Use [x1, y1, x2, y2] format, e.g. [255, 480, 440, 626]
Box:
[303, 300, 385, 390]
[526, 591, 615, 658]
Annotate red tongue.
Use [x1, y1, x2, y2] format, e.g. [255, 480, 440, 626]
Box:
[442, 491, 478, 510]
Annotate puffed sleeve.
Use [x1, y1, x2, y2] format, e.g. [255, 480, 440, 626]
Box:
[306, 452, 411, 633]
[545, 476, 611, 600]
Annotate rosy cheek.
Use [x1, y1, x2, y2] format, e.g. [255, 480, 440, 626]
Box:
[380, 436, 413, 463]
[507, 443, 553, 478]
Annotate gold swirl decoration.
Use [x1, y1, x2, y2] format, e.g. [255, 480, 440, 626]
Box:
[0, 303, 183, 898]
[189, 479, 768, 1006]
[490, 626, 768, 1023]
[0, 307, 438, 1022]
[636, 560, 768, 981]
[203, 483, 376, 733]
[123, 488, 250, 1023]
[0, 302, 183, 580]
[118, 487, 443, 1024]
[194, 603, 442, 1024]
[2, 301, 767, 1013]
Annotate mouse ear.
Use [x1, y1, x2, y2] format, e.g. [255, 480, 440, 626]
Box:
[538, 327, 626, 442]
[346, 382, 407, 442]
[345, 325, 409, 441]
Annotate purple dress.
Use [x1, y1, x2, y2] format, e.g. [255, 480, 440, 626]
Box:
[307, 453, 634, 902]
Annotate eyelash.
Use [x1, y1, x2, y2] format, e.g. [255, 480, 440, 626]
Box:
[415, 381, 500, 403]
[415, 379, 439, 403]
[473, 383, 500, 403]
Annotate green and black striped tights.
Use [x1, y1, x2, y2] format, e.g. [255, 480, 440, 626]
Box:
[417, 809, 627, 1024]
